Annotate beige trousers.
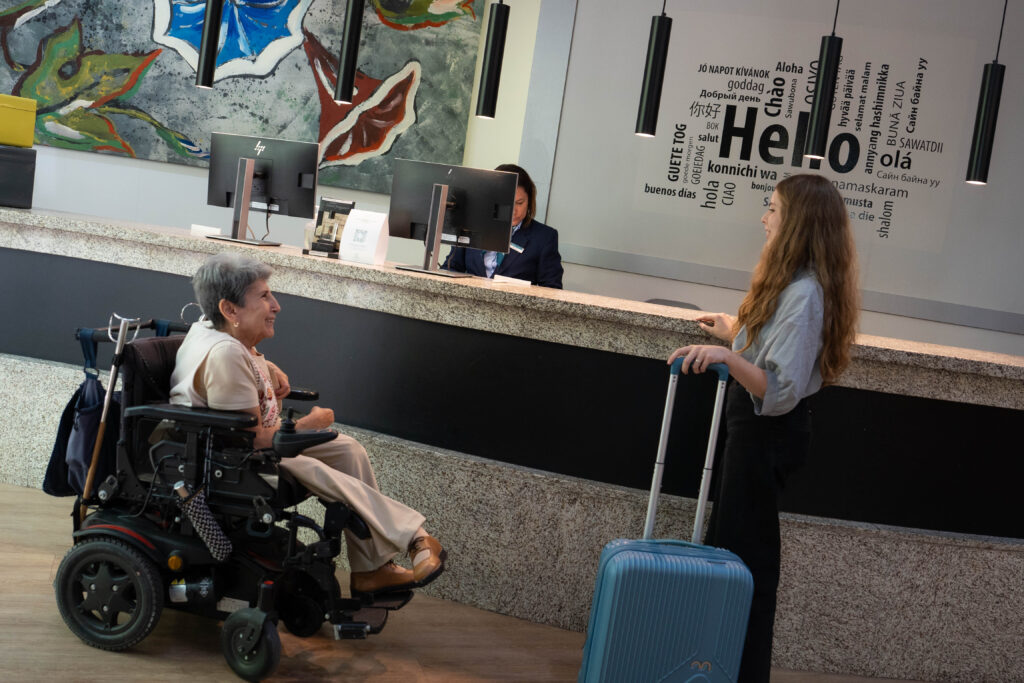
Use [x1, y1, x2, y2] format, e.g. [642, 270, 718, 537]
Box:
[277, 433, 425, 572]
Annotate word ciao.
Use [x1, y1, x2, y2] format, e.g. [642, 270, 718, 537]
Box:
[699, 180, 736, 210]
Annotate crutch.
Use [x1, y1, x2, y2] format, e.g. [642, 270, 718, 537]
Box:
[79, 313, 140, 522]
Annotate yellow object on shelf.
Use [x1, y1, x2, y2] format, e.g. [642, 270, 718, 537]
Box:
[0, 94, 37, 148]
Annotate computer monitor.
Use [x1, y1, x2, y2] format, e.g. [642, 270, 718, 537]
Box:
[388, 159, 518, 276]
[206, 132, 320, 246]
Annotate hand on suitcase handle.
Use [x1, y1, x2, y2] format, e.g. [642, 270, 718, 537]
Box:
[670, 356, 729, 381]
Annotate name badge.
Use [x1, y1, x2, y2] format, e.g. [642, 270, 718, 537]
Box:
[510, 242, 524, 253]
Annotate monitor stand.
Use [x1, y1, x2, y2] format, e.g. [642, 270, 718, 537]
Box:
[206, 157, 281, 247]
[395, 183, 471, 278]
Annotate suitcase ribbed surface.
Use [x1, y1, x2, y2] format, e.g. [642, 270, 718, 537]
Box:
[579, 539, 753, 683]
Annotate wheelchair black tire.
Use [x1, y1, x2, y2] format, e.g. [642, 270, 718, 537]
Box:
[279, 570, 327, 638]
[54, 537, 163, 651]
[221, 610, 281, 682]
[281, 594, 324, 638]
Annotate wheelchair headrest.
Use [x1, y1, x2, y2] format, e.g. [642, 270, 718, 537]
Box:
[121, 335, 185, 407]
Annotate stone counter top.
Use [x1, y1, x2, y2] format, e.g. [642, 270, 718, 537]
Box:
[2, 206, 1022, 410]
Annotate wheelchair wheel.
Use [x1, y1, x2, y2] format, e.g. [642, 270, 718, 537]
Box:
[280, 571, 326, 638]
[281, 594, 324, 638]
[221, 608, 281, 682]
[54, 537, 163, 651]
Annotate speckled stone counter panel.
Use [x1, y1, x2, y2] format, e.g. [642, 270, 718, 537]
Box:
[3, 207, 1023, 410]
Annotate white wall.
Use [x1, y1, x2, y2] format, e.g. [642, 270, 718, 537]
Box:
[543, 0, 1024, 356]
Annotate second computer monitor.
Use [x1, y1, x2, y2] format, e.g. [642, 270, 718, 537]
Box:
[388, 159, 518, 253]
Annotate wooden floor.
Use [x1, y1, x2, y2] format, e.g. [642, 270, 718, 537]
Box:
[1, 484, 918, 682]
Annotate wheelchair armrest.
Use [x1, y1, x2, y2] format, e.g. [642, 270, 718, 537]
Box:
[124, 403, 258, 429]
[285, 388, 318, 401]
[272, 428, 337, 458]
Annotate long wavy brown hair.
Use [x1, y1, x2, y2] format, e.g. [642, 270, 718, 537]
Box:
[735, 174, 859, 385]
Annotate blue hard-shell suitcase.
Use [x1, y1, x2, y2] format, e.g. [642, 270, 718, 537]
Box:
[579, 359, 754, 683]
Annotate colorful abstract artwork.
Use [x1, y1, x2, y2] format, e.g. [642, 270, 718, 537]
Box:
[0, 0, 482, 193]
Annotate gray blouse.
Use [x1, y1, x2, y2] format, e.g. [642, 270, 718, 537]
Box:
[732, 271, 824, 416]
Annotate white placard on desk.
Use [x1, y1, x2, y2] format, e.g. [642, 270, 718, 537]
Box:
[492, 274, 532, 287]
[338, 209, 388, 265]
[190, 224, 222, 237]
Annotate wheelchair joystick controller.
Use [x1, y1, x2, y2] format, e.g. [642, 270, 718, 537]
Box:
[279, 408, 297, 434]
[272, 408, 338, 458]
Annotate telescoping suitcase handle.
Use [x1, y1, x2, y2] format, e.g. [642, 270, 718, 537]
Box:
[642, 357, 729, 544]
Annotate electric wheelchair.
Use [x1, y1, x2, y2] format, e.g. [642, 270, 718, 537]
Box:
[54, 332, 413, 681]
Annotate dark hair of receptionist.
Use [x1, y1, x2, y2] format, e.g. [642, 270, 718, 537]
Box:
[192, 252, 273, 329]
[495, 163, 536, 225]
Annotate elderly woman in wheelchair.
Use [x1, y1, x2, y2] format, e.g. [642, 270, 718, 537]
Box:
[54, 252, 446, 681]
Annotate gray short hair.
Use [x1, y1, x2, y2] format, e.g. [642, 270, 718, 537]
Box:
[193, 252, 273, 328]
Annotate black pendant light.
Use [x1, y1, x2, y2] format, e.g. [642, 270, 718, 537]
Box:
[635, 2, 672, 137]
[966, 0, 1009, 185]
[195, 0, 224, 88]
[476, 1, 510, 119]
[334, 0, 366, 104]
[804, 0, 842, 159]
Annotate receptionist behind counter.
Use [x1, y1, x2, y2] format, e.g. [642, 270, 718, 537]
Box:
[442, 164, 564, 288]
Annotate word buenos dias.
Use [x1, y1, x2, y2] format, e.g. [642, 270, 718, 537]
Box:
[644, 183, 696, 199]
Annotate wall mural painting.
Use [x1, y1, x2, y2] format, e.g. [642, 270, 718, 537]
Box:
[0, 0, 482, 193]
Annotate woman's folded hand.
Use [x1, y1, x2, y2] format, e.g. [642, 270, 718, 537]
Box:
[297, 406, 335, 430]
[696, 313, 736, 342]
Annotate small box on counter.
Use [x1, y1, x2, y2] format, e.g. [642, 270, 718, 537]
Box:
[0, 94, 37, 148]
[0, 145, 36, 209]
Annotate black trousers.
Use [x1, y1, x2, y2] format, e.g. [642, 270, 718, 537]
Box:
[705, 380, 812, 683]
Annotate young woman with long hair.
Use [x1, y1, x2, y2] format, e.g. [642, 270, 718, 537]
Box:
[668, 173, 859, 682]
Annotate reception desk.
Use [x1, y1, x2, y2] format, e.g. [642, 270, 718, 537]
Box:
[2, 207, 1023, 682]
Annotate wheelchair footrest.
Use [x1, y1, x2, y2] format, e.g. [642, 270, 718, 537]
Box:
[340, 606, 390, 636]
[333, 622, 371, 640]
[365, 590, 413, 611]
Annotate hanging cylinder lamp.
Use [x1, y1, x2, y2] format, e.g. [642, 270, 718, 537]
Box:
[195, 0, 225, 88]
[966, 0, 1008, 185]
[334, 0, 366, 103]
[804, 35, 843, 159]
[804, 1, 843, 159]
[966, 63, 1006, 184]
[635, 12, 672, 137]
[476, 1, 510, 119]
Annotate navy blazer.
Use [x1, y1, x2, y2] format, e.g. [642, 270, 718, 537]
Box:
[441, 219, 564, 288]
